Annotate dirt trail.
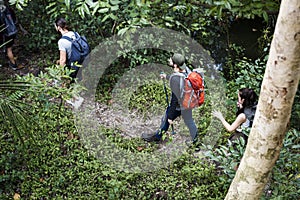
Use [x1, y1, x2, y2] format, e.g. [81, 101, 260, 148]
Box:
[0, 38, 40, 80]
[74, 97, 193, 152]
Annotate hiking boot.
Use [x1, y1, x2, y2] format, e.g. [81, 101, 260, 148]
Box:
[141, 130, 161, 142]
[9, 62, 24, 71]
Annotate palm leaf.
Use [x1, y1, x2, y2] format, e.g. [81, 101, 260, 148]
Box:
[0, 81, 32, 90]
[0, 81, 35, 142]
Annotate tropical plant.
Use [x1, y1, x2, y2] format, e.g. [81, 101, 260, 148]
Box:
[1, 0, 299, 199]
[0, 65, 83, 140]
[226, 0, 300, 197]
[205, 129, 300, 199]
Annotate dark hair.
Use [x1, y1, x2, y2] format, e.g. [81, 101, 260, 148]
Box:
[236, 88, 258, 116]
[55, 18, 70, 30]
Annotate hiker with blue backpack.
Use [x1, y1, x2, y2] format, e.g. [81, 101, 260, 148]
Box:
[212, 88, 258, 144]
[54, 17, 90, 82]
[55, 17, 90, 108]
[142, 53, 202, 149]
[0, 0, 22, 70]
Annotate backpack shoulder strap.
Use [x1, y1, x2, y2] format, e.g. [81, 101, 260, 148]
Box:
[185, 66, 192, 74]
[61, 35, 72, 42]
[61, 31, 78, 42]
[0, 10, 4, 24]
[170, 72, 185, 80]
[169, 72, 186, 99]
[74, 31, 79, 37]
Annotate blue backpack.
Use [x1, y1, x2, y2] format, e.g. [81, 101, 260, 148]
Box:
[62, 32, 90, 70]
[0, 8, 17, 37]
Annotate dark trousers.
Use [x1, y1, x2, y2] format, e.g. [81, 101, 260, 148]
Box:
[157, 106, 198, 141]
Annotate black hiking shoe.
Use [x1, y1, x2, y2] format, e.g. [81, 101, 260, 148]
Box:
[141, 131, 161, 142]
[9, 62, 24, 71]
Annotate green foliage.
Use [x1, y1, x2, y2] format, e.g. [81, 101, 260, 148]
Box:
[95, 49, 170, 103]
[198, 0, 280, 22]
[222, 43, 247, 80]
[227, 57, 265, 98]
[8, 0, 28, 10]
[128, 81, 166, 114]
[205, 137, 246, 183]
[257, 27, 273, 57]
[0, 64, 83, 143]
[0, 65, 84, 198]
[206, 129, 300, 199]
[1, 0, 299, 199]
[0, 62, 221, 199]
[1, 132, 227, 199]
[11, 0, 280, 23]
[0, 81, 32, 140]
[221, 52, 267, 106]
[290, 86, 300, 130]
[263, 129, 300, 199]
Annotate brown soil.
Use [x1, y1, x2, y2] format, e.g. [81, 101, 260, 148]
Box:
[0, 39, 41, 80]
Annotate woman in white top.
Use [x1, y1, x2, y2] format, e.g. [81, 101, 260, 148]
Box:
[213, 88, 258, 142]
[54, 18, 76, 66]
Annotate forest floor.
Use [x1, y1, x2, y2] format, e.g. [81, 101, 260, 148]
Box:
[0, 44, 40, 80]
[77, 97, 196, 153]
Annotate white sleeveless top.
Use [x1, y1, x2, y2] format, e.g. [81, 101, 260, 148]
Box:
[236, 116, 250, 133]
[58, 31, 75, 61]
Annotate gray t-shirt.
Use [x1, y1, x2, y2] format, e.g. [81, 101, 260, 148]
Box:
[58, 31, 75, 61]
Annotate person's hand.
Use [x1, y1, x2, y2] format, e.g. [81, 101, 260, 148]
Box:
[168, 57, 173, 67]
[160, 72, 167, 79]
[168, 119, 173, 124]
[237, 101, 243, 109]
[212, 110, 224, 121]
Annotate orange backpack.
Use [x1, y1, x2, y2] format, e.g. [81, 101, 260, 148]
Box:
[180, 70, 204, 109]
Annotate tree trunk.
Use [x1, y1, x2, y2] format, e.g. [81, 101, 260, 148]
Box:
[225, 0, 300, 199]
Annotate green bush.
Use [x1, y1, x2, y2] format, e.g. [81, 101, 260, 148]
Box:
[205, 129, 300, 199]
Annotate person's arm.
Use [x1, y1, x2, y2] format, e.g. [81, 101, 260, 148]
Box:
[8, 8, 17, 24]
[59, 50, 67, 66]
[160, 73, 177, 123]
[212, 110, 246, 132]
[169, 74, 181, 100]
[167, 92, 179, 121]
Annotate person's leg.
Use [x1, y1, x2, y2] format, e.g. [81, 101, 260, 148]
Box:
[142, 106, 180, 142]
[69, 68, 79, 84]
[181, 109, 198, 142]
[5, 35, 20, 70]
[6, 46, 16, 65]
[159, 106, 170, 132]
[157, 106, 181, 135]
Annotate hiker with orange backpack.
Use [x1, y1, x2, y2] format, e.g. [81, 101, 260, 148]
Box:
[142, 53, 203, 149]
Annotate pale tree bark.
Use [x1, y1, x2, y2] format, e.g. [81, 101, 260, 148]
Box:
[225, 0, 300, 199]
